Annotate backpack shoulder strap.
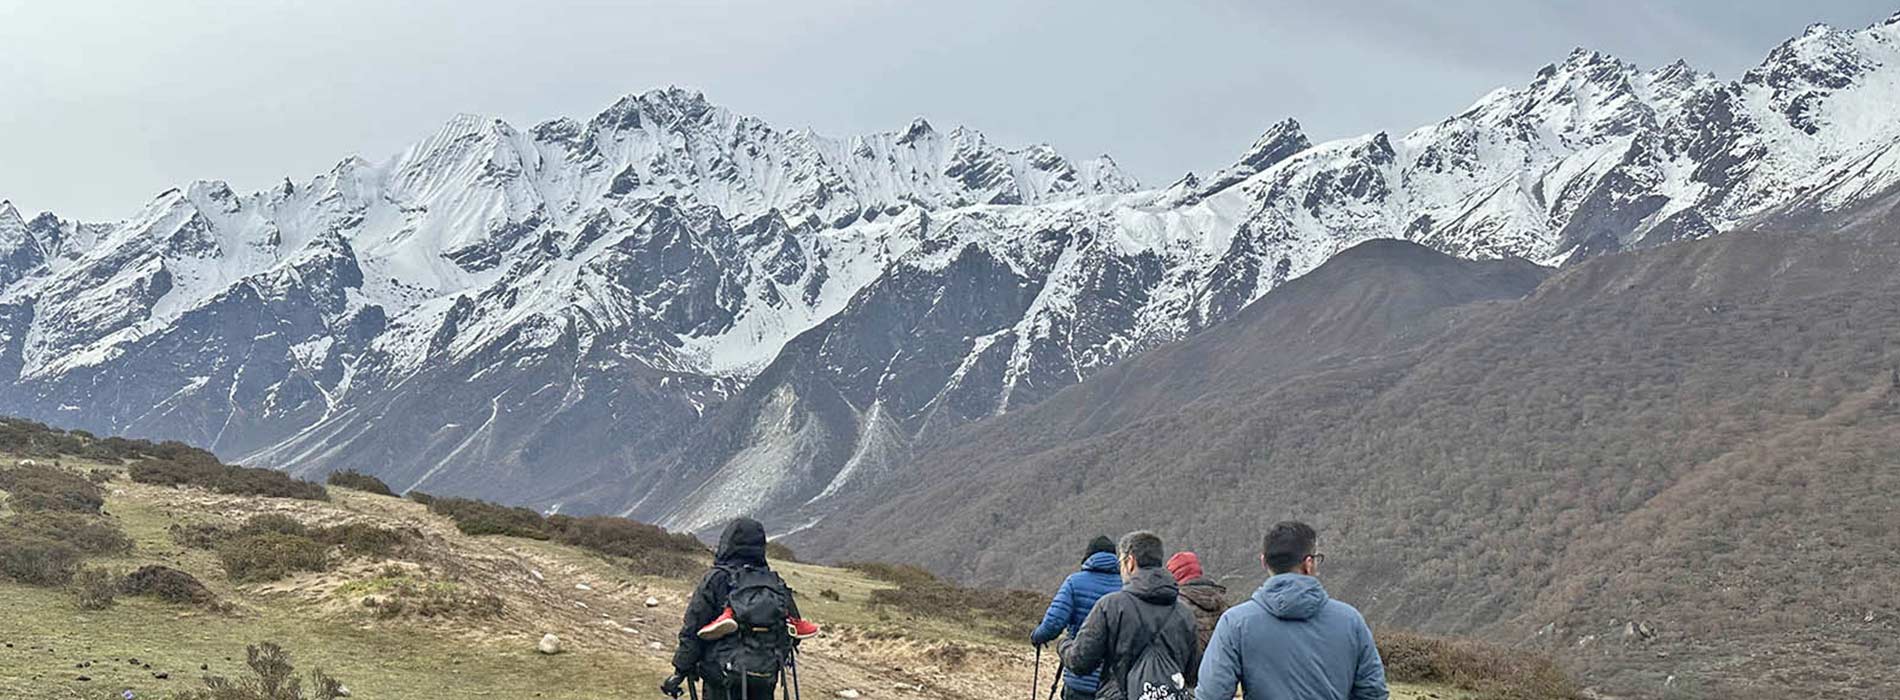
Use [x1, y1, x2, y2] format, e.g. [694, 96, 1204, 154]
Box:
[1123, 600, 1177, 669]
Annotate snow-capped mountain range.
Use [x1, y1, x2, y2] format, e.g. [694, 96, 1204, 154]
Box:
[5, 15, 1900, 531]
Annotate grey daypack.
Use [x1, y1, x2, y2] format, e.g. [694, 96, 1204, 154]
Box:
[1123, 602, 1193, 700]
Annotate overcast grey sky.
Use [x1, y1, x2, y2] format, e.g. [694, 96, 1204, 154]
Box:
[3, 1, 1897, 221]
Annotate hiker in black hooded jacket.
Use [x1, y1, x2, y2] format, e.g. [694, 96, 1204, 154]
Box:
[1062, 531, 1201, 700]
[664, 518, 803, 700]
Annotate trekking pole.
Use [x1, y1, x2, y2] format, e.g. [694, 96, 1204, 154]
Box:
[790, 647, 803, 700]
[688, 677, 700, 700]
[1045, 657, 1063, 700]
[1031, 645, 1042, 700]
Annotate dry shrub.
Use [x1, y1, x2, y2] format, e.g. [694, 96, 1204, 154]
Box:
[171, 521, 235, 549]
[129, 459, 327, 501]
[361, 578, 506, 620]
[7, 510, 132, 554]
[819, 589, 841, 602]
[240, 513, 309, 537]
[426, 497, 548, 539]
[312, 522, 414, 559]
[1378, 629, 1578, 700]
[0, 529, 81, 586]
[218, 533, 330, 583]
[325, 469, 395, 496]
[840, 561, 940, 588]
[173, 641, 347, 700]
[766, 541, 799, 563]
[863, 571, 1047, 638]
[121, 564, 218, 606]
[0, 465, 105, 513]
[71, 566, 119, 610]
[542, 514, 706, 577]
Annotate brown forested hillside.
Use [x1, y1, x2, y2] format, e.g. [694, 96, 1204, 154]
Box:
[796, 228, 1900, 697]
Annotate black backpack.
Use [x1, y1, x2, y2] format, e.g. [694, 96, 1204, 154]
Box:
[711, 565, 795, 686]
[1121, 602, 1193, 700]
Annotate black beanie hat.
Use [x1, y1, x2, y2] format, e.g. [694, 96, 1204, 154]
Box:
[1084, 535, 1116, 561]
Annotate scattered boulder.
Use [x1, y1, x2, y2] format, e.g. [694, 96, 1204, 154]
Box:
[836, 690, 862, 699]
[575, 583, 592, 591]
[537, 633, 563, 655]
[644, 596, 660, 608]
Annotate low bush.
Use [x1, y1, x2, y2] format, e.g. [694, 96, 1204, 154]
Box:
[1377, 630, 1578, 700]
[0, 530, 81, 586]
[819, 589, 841, 602]
[174, 515, 412, 562]
[129, 459, 328, 501]
[545, 515, 704, 557]
[7, 511, 133, 555]
[71, 567, 119, 610]
[766, 541, 799, 563]
[0, 465, 105, 513]
[427, 497, 549, 539]
[218, 533, 331, 583]
[239, 513, 309, 537]
[313, 522, 413, 559]
[840, 561, 940, 588]
[863, 572, 1046, 638]
[325, 469, 395, 496]
[357, 577, 506, 620]
[544, 514, 706, 576]
[406, 490, 436, 506]
[171, 521, 233, 549]
[121, 564, 218, 606]
[173, 641, 347, 700]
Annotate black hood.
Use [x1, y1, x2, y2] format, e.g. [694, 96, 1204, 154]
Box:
[1123, 566, 1180, 605]
[715, 517, 768, 567]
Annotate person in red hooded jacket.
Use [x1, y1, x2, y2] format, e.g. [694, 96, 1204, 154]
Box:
[1167, 551, 1229, 653]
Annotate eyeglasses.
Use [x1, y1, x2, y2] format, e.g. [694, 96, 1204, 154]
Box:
[1306, 553, 1326, 566]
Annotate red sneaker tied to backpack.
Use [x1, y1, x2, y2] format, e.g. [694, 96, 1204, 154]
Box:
[698, 607, 822, 640]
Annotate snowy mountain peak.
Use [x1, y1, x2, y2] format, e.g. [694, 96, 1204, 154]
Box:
[1195, 117, 1312, 198]
[0, 201, 26, 251]
[899, 117, 935, 143]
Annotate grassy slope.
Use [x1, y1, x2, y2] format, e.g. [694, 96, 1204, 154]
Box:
[0, 453, 1464, 700]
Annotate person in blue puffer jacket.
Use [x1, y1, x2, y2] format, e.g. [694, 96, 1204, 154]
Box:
[1031, 536, 1124, 699]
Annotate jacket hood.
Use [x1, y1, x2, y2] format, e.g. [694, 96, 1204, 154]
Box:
[1253, 573, 1329, 620]
[715, 517, 768, 567]
[1082, 551, 1121, 573]
[1166, 552, 1204, 583]
[1178, 578, 1228, 613]
[1124, 566, 1180, 605]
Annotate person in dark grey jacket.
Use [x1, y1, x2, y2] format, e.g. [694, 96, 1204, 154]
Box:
[1061, 531, 1202, 700]
[1195, 521, 1387, 700]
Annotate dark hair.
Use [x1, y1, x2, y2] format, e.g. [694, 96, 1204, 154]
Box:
[1117, 531, 1165, 569]
[1263, 521, 1318, 574]
[1084, 535, 1116, 562]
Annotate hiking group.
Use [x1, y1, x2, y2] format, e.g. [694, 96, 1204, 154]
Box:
[1032, 522, 1385, 700]
[662, 518, 1384, 700]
